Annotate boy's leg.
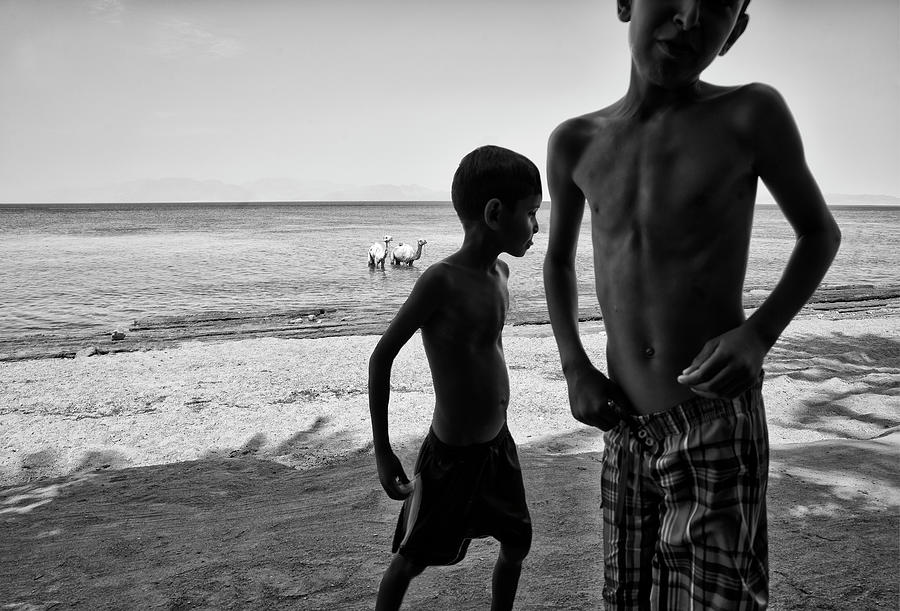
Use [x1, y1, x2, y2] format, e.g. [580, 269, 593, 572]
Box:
[376, 553, 426, 611]
[600, 424, 661, 610]
[652, 387, 769, 610]
[491, 537, 531, 611]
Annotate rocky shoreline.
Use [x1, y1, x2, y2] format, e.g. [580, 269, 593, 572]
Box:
[2, 284, 897, 362]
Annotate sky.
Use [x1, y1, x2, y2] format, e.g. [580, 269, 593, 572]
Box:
[0, 0, 898, 203]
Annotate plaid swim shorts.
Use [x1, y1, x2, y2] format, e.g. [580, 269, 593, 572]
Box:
[601, 377, 769, 610]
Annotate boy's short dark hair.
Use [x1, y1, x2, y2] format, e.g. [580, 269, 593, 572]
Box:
[451, 145, 542, 223]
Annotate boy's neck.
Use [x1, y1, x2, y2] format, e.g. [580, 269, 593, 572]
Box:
[454, 229, 501, 271]
[620, 65, 705, 117]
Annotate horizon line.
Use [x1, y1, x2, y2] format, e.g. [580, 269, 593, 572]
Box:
[2, 199, 899, 209]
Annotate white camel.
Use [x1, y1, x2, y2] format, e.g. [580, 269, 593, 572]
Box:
[368, 235, 393, 269]
[391, 239, 427, 266]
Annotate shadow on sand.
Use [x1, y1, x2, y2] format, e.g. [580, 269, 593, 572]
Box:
[1, 426, 896, 610]
[767, 332, 900, 440]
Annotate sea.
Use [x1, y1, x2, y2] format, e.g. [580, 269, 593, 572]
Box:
[1, 202, 898, 359]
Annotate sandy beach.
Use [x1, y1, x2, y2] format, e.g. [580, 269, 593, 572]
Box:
[1, 306, 898, 609]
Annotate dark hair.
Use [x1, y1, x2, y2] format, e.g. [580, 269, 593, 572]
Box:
[451, 145, 542, 223]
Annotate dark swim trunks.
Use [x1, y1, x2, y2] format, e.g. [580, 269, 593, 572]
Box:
[392, 423, 532, 566]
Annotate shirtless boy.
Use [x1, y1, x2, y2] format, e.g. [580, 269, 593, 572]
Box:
[370, 145, 542, 610]
[543, 1, 841, 608]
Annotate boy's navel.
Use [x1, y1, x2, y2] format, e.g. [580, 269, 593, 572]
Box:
[643, 346, 655, 359]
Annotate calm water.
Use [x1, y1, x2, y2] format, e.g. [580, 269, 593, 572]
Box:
[1, 202, 897, 352]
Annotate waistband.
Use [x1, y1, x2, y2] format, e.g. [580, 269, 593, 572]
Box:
[618, 372, 765, 449]
[425, 422, 510, 458]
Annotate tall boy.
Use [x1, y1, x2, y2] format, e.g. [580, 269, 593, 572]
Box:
[543, 1, 840, 609]
[369, 145, 542, 610]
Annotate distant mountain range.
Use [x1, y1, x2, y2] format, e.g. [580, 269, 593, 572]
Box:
[29, 177, 451, 204]
[756, 192, 900, 206]
[817, 193, 900, 206]
[4, 177, 898, 205]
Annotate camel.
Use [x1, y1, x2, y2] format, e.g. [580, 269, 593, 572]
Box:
[391, 239, 427, 266]
[367, 235, 393, 269]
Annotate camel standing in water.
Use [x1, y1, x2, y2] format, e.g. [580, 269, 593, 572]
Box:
[391, 239, 427, 266]
[367, 235, 393, 269]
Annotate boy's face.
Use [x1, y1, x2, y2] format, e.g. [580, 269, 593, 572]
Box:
[496, 194, 541, 258]
[619, 0, 748, 89]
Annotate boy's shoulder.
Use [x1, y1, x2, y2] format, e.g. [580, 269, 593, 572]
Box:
[735, 81, 784, 102]
[550, 106, 614, 144]
[404, 259, 454, 304]
[553, 82, 785, 126]
[548, 98, 644, 162]
[702, 81, 787, 112]
[548, 108, 611, 166]
[421, 256, 511, 300]
[415, 256, 482, 285]
[701, 81, 795, 139]
[414, 257, 453, 287]
[549, 82, 789, 151]
[429, 255, 510, 280]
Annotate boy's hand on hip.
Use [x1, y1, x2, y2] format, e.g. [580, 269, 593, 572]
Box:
[375, 448, 413, 501]
[566, 364, 628, 431]
[677, 324, 767, 399]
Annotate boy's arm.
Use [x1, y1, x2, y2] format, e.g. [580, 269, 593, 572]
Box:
[369, 266, 445, 499]
[679, 85, 841, 398]
[544, 122, 591, 373]
[544, 121, 625, 430]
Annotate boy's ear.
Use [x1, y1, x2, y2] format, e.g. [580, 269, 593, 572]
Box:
[617, 0, 631, 22]
[483, 198, 503, 229]
[720, 12, 749, 56]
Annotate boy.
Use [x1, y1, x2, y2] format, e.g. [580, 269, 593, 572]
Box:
[543, 1, 840, 609]
[369, 145, 542, 610]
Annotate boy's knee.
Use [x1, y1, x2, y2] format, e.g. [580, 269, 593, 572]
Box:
[391, 553, 426, 579]
[499, 532, 532, 565]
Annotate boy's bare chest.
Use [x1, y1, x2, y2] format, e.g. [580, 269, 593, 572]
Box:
[431, 275, 508, 343]
[575, 115, 754, 229]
